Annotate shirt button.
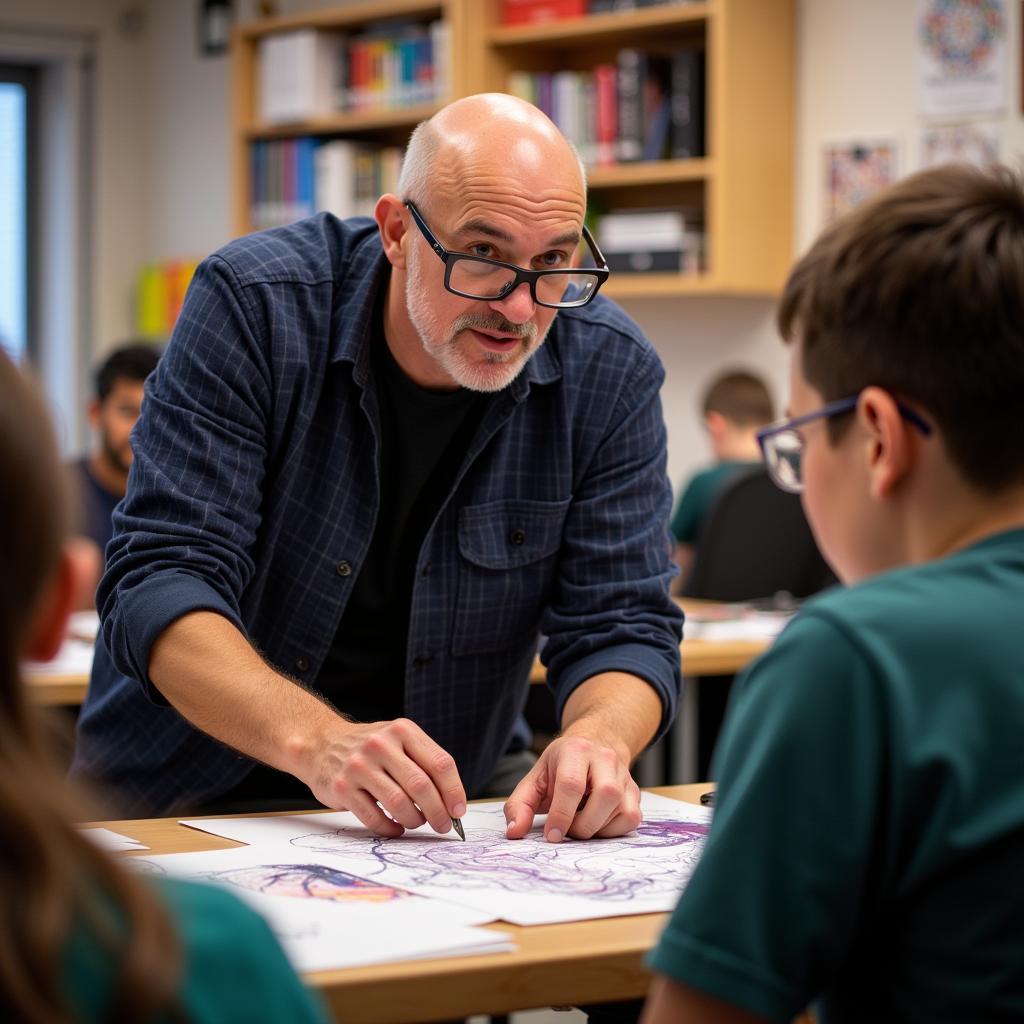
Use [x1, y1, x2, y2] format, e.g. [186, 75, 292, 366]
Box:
[336, 560, 352, 577]
[509, 528, 526, 546]
[295, 656, 310, 673]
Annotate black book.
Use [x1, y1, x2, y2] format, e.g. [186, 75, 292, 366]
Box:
[669, 46, 705, 158]
[616, 48, 645, 162]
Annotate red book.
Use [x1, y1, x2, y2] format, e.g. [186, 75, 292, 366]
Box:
[501, 0, 587, 26]
[594, 63, 618, 167]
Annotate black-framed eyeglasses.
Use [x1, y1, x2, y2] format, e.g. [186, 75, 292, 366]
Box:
[757, 393, 933, 494]
[404, 200, 610, 309]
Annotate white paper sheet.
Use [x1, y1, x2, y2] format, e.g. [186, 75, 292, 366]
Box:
[80, 827, 149, 851]
[128, 844, 512, 972]
[182, 793, 711, 926]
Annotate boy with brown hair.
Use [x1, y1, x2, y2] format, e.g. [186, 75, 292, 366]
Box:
[643, 163, 1024, 1023]
[670, 370, 774, 580]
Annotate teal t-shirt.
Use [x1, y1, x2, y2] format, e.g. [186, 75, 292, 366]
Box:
[65, 877, 328, 1023]
[651, 527, 1024, 1022]
[670, 461, 759, 544]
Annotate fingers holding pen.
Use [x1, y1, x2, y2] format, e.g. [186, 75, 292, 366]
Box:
[312, 717, 467, 837]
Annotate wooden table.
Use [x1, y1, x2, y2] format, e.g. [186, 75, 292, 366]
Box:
[96, 783, 708, 1024]
[28, 635, 769, 709]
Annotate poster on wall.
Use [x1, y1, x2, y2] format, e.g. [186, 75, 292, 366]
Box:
[824, 140, 899, 223]
[917, 0, 1008, 116]
[920, 120, 1000, 165]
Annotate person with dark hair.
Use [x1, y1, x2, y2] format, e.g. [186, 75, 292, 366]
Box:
[643, 163, 1024, 1022]
[669, 369, 775, 582]
[73, 92, 683, 869]
[0, 349, 327, 1024]
[73, 342, 161, 557]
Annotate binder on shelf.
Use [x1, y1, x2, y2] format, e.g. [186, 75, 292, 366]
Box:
[258, 29, 344, 124]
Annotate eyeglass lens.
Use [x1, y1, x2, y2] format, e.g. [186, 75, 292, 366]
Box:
[449, 257, 601, 307]
[765, 431, 803, 492]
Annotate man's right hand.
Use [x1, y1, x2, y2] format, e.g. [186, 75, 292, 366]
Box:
[301, 718, 468, 838]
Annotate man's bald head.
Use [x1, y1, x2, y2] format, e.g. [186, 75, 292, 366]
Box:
[397, 93, 586, 208]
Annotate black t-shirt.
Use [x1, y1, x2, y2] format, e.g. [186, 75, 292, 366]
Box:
[216, 326, 486, 810]
[315, 330, 486, 722]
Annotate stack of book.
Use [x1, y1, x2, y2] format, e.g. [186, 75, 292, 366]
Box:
[507, 47, 704, 165]
[249, 137, 403, 230]
[257, 20, 450, 124]
[598, 208, 704, 274]
[500, 0, 696, 23]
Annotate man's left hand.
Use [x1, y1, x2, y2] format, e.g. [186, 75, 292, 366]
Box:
[503, 731, 642, 843]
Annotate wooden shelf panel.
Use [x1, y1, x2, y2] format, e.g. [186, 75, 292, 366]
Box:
[244, 102, 442, 141]
[586, 158, 711, 188]
[237, 0, 445, 39]
[487, 2, 710, 49]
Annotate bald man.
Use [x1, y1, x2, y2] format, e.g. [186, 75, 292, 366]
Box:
[74, 95, 683, 838]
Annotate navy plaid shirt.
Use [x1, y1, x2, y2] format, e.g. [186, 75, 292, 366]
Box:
[73, 214, 683, 815]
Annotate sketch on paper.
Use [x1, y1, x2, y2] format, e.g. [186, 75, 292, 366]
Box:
[203, 862, 413, 902]
[180, 794, 714, 925]
[291, 809, 707, 901]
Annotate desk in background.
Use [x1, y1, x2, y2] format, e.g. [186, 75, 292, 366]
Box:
[92, 783, 707, 1024]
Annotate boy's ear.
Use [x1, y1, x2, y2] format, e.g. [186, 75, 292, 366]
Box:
[704, 410, 727, 439]
[24, 545, 88, 662]
[87, 397, 102, 430]
[858, 386, 914, 500]
[375, 194, 409, 270]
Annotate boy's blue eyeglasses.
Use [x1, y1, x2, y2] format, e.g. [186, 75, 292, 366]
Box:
[404, 200, 610, 309]
[757, 394, 933, 494]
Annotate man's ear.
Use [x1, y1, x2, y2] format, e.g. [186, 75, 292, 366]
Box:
[375, 194, 409, 270]
[858, 386, 914, 500]
[23, 545, 88, 662]
[87, 398, 102, 431]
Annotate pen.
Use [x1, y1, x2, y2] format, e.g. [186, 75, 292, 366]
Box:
[451, 817, 466, 841]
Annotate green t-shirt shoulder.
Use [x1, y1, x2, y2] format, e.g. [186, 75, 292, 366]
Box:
[65, 877, 329, 1023]
[651, 526, 1024, 1023]
[670, 460, 759, 544]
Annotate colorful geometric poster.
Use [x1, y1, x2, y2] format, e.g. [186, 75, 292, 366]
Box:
[917, 0, 1007, 116]
[921, 120, 1000, 166]
[824, 140, 899, 222]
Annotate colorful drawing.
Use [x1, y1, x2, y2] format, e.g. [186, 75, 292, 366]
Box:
[921, 120, 999, 167]
[920, 0, 1005, 76]
[203, 863, 412, 903]
[824, 141, 898, 222]
[289, 808, 709, 903]
[917, 0, 1007, 116]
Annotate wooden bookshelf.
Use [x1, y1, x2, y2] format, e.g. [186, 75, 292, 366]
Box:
[230, 0, 793, 297]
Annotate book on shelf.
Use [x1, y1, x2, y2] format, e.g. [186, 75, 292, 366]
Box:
[501, 0, 587, 25]
[508, 46, 705, 166]
[258, 29, 344, 124]
[598, 208, 703, 274]
[589, 0, 702, 11]
[670, 47, 705, 158]
[342, 19, 449, 112]
[251, 137, 404, 230]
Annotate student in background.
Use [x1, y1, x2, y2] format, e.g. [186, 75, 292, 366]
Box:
[670, 370, 774, 582]
[72, 342, 161, 558]
[0, 349, 327, 1024]
[643, 164, 1024, 1022]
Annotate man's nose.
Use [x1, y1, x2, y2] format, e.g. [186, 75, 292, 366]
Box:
[487, 280, 536, 325]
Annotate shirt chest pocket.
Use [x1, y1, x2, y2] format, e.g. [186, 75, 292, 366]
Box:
[452, 498, 570, 657]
